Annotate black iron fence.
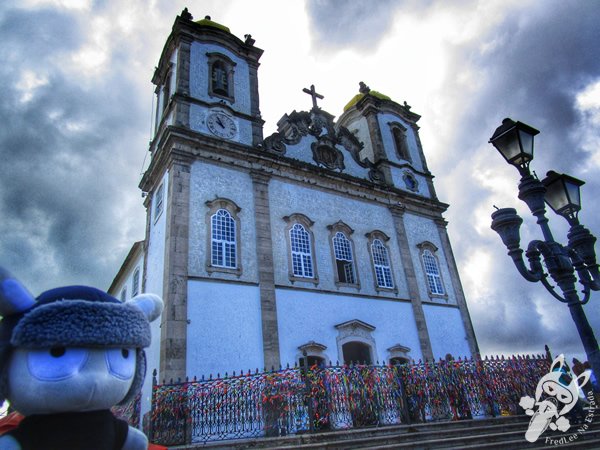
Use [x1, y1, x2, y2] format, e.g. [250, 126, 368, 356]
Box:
[148, 353, 551, 446]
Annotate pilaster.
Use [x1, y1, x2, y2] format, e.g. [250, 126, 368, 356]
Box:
[435, 220, 480, 356]
[160, 159, 191, 382]
[389, 205, 434, 361]
[174, 37, 191, 128]
[248, 61, 263, 146]
[250, 171, 281, 369]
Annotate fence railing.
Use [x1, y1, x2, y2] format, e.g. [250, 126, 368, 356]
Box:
[148, 353, 551, 446]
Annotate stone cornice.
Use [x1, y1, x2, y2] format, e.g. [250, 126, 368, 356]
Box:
[140, 126, 449, 220]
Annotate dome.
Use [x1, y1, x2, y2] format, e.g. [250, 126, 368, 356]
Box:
[196, 15, 231, 33]
[343, 90, 391, 112]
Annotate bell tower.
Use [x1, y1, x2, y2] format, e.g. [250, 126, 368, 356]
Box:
[151, 8, 264, 148]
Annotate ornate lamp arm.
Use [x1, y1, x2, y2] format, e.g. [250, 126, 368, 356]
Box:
[491, 208, 543, 282]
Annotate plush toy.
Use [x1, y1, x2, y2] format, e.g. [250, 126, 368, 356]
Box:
[0, 268, 163, 450]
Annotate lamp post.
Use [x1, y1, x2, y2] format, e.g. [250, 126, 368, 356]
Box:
[489, 118, 600, 388]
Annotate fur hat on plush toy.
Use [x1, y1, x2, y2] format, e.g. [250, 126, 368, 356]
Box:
[0, 268, 163, 406]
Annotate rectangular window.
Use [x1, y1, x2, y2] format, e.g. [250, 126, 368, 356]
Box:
[154, 183, 164, 221]
[132, 268, 140, 297]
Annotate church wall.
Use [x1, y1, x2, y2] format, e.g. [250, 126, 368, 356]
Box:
[187, 280, 264, 377]
[141, 171, 168, 420]
[402, 213, 456, 305]
[283, 134, 370, 179]
[345, 116, 374, 163]
[423, 304, 471, 359]
[189, 104, 253, 146]
[188, 161, 259, 283]
[378, 113, 422, 170]
[189, 42, 252, 115]
[268, 179, 409, 299]
[275, 288, 423, 365]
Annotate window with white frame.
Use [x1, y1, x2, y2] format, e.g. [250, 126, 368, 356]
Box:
[154, 183, 164, 221]
[421, 247, 445, 295]
[205, 198, 242, 274]
[371, 239, 394, 288]
[333, 232, 356, 284]
[290, 223, 314, 278]
[211, 209, 237, 268]
[132, 267, 140, 297]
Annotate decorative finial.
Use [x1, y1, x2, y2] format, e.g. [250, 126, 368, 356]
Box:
[180, 8, 193, 21]
[403, 101, 411, 111]
[205, 15, 211, 20]
[244, 34, 255, 45]
[359, 81, 370, 94]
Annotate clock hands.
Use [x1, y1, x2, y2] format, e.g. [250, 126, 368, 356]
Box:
[216, 116, 225, 128]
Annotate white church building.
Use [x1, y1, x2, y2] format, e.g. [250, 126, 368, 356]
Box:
[109, 9, 479, 420]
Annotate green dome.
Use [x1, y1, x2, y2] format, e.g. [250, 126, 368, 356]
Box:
[196, 15, 231, 33]
[343, 90, 391, 112]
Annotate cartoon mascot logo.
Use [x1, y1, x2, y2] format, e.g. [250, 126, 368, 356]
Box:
[520, 354, 590, 443]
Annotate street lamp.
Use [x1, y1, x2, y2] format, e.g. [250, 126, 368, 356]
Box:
[489, 118, 600, 389]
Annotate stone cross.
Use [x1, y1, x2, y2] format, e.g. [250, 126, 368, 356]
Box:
[302, 84, 324, 109]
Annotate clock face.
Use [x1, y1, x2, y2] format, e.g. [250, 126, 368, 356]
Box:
[206, 112, 237, 139]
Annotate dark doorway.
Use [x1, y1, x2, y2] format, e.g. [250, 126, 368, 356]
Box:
[342, 341, 372, 365]
[299, 355, 326, 369]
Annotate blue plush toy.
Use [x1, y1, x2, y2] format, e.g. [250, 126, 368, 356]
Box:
[0, 268, 163, 450]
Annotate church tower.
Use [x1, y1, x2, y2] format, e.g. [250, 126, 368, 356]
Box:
[135, 9, 478, 413]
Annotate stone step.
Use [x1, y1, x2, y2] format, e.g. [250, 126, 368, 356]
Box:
[168, 414, 600, 449]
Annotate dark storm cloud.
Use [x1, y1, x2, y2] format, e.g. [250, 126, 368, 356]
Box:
[436, 0, 600, 357]
[305, 0, 405, 50]
[0, 5, 148, 295]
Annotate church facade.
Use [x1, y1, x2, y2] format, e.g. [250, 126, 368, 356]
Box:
[110, 9, 478, 420]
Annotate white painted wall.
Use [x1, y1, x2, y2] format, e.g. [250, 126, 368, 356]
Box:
[276, 288, 423, 365]
[187, 280, 264, 377]
[423, 304, 471, 360]
[269, 179, 409, 299]
[140, 171, 168, 420]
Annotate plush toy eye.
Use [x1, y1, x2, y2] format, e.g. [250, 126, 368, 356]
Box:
[50, 347, 66, 357]
[27, 348, 89, 381]
[105, 348, 135, 380]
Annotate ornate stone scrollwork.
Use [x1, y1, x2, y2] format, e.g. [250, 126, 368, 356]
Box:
[263, 132, 287, 155]
[311, 137, 345, 171]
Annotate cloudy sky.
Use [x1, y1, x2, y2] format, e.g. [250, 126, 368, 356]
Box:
[1, 0, 600, 361]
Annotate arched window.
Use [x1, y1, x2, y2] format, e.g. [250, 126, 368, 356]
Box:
[418, 242, 446, 296]
[211, 60, 229, 97]
[389, 122, 411, 162]
[290, 224, 314, 278]
[207, 53, 236, 101]
[333, 232, 356, 284]
[205, 198, 242, 275]
[371, 239, 394, 289]
[284, 214, 318, 282]
[342, 341, 372, 365]
[328, 221, 358, 287]
[132, 267, 140, 297]
[120, 287, 127, 302]
[211, 209, 236, 268]
[366, 230, 395, 291]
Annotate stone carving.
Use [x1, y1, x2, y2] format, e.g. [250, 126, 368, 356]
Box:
[311, 138, 345, 171]
[262, 101, 386, 185]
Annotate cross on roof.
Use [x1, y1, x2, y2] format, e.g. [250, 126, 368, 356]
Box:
[302, 84, 324, 109]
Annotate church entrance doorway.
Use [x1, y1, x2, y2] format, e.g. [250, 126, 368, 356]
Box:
[342, 341, 372, 365]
